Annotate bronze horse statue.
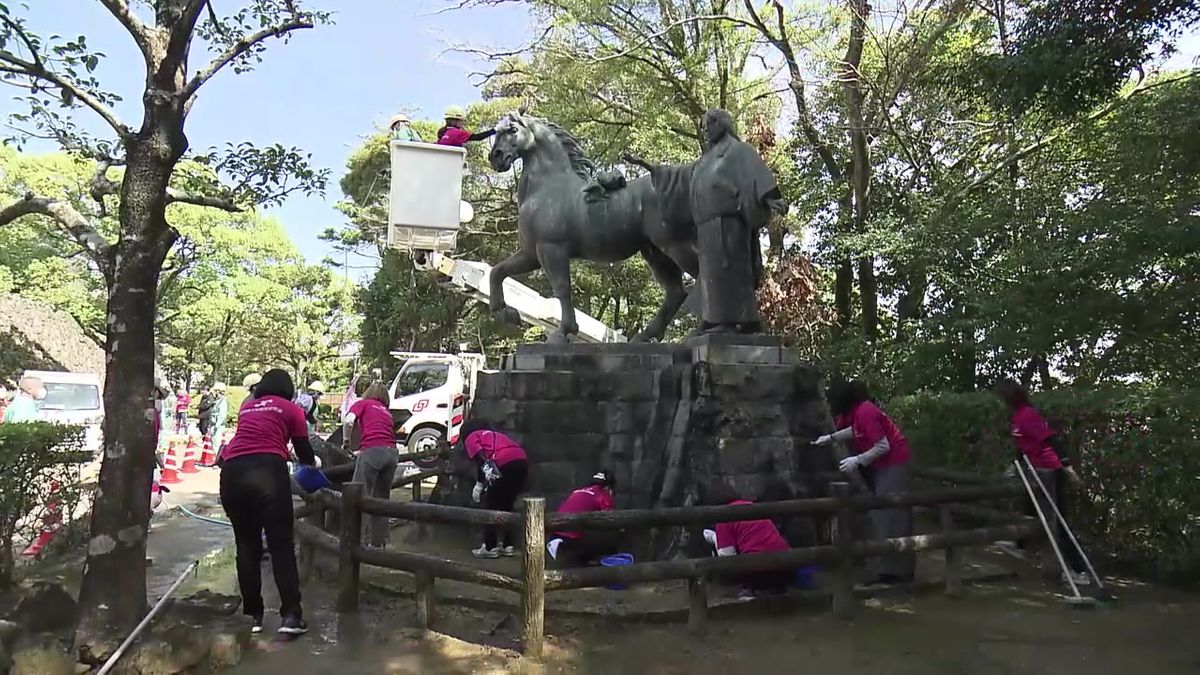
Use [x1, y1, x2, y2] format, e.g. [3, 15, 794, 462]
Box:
[486, 111, 698, 343]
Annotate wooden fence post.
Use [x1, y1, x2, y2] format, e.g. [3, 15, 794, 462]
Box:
[687, 575, 708, 635]
[521, 497, 546, 660]
[337, 482, 363, 613]
[830, 482, 858, 619]
[415, 569, 436, 632]
[940, 505, 963, 597]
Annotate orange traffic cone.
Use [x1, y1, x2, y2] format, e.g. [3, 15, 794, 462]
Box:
[181, 434, 200, 474]
[21, 481, 62, 557]
[160, 441, 182, 484]
[199, 433, 217, 466]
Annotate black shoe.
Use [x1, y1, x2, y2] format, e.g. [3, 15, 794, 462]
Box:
[277, 615, 308, 635]
[250, 615, 263, 634]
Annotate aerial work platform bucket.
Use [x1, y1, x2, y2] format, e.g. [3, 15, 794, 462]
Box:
[388, 140, 469, 253]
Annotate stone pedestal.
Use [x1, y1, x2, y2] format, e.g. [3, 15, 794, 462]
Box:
[457, 338, 837, 558]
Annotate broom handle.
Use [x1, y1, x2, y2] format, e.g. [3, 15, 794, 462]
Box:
[1015, 460, 1082, 599]
[1021, 456, 1108, 594]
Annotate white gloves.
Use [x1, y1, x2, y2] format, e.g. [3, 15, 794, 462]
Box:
[547, 538, 563, 560]
[838, 455, 862, 473]
[472, 482, 484, 503]
[702, 529, 718, 547]
[814, 434, 834, 446]
[312, 455, 322, 469]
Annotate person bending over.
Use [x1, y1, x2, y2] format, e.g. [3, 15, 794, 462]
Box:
[220, 369, 315, 636]
[462, 419, 529, 558]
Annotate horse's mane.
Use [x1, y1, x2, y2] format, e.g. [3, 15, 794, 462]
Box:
[534, 118, 596, 180]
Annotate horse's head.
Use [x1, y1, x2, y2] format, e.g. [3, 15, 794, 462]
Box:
[489, 112, 537, 172]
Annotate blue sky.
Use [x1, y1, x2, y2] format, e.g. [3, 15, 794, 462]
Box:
[0, 0, 531, 266]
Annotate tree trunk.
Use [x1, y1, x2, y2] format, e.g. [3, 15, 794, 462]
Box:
[835, 259, 853, 330]
[842, 0, 875, 342]
[75, 130, 182, 655]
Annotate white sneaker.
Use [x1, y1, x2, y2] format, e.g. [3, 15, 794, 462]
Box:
[736, 587, 756, 602]
[1063, 571, 1091, 587]
[500, 545, 516, 557]
[472, 545, 500, 559]
[994, 540, 1026, 559]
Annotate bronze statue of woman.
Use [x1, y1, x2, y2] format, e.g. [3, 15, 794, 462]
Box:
[688, 108, 788, 334]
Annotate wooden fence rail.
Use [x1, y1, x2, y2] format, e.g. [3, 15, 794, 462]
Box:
[295, 477, 1031, 660]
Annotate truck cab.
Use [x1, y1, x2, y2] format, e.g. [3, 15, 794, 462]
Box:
[387, 352, 486, 456]
[23, 369, 103, 453]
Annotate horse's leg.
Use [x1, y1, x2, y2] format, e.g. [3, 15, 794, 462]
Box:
[489, 248, 540, 326]
[634, 245, 686, 343]
[535, 242, 577, 344]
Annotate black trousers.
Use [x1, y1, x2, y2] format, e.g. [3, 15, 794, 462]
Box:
[553, 531, 619, 568]
[220, 453, 303, 618]
[483, 460, 528, 549]
[1019, 467, 1085, 573]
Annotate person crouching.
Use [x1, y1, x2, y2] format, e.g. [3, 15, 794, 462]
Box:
[547, 470, 618, 567]
[462, 419, 529, 559]
[702, 482, 792, 601]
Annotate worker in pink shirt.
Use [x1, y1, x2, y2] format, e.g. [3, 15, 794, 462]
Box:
[342, 382, 399, 550]
[546, 470, 618, 567]
[461, 419, 529, 558]
[815, 379, 916, 585]
[995, 379, 1088, 586]
[436, 105, 496, 147]
[702, 482, 792, 600]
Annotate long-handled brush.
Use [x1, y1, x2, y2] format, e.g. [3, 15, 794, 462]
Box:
[1021, 456, 1118, 605]
[1013, 460, 1096, 608]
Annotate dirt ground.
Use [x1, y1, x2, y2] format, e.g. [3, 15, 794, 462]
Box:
[227, 574, 1200, 675]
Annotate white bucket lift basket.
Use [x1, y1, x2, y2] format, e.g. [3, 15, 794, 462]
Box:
[387, 140, 467, 252]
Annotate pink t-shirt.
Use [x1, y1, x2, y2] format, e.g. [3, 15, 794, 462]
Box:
[175, 394, 191, 412]
[437, 127, 472, 146]
[715, 500, 790, 555]
[220, 395, 308, 462]
[553, 485, 613, 540]
[464, 430, 527, 467]
[842, 401, 911, 468]
[1010, 404, 1062, 470]
[348, 398, 396, 450]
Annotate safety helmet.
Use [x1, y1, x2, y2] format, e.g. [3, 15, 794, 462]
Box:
[308, 380, 326, 394]
[443, 105, 466, 120]
[388, 113, 411, 128]
[212, 382, 226, 392]
[242, 373, 262, 388]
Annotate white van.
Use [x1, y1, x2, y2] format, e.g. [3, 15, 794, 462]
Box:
[23, 370, 103, 452]
[387, 352, 486, 459]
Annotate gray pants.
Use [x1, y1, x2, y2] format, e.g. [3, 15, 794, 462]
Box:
[864, 462, 916, 579]
[352, 446, 399, 547]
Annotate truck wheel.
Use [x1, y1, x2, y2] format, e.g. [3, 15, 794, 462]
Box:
[408, 427, 443, 468]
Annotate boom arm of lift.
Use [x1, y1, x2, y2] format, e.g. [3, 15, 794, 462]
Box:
[413, 252, 626, 344]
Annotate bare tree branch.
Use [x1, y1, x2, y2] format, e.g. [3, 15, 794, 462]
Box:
[97, 0, 153, 58]
[165, 188, 243, 212]
[588, 14, 756, 63]
[0, 192, 113, 271]
[183, 14, 316, 100]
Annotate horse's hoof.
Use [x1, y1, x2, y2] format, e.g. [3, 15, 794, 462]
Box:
[494, 306, 521, 326]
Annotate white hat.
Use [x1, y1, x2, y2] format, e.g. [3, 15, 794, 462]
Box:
[389, 113, 411, 128]
[443, 105, 466, 120]
[242, 373, 262, 388]
[308, 380, 326, 394]
[212, 382, 226, 392]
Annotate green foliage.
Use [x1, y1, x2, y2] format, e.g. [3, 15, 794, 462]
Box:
[0, 421, 86, 587]
[888, 387, 1200, 582]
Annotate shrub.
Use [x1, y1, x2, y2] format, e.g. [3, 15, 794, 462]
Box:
[0, 422, 86, 587]
[887, 386, 1200, 583]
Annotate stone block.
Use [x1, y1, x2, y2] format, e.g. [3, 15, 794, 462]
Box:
[606, 433, 640, 462]
[523, 433, 607, 463]
[505, 372, 549, 400]
[691, 343, 784, 365]
[698, 364, 797, 400]
[687, 333, 783, 347]
[474, 372, 507, 399]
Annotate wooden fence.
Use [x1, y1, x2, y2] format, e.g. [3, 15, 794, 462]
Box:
[293, 471, 1033, 660]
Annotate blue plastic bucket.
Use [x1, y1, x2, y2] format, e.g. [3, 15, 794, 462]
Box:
[793, 565, 819, 590]
[600, 553, 634, 590]
[294, 465, 331, 494]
